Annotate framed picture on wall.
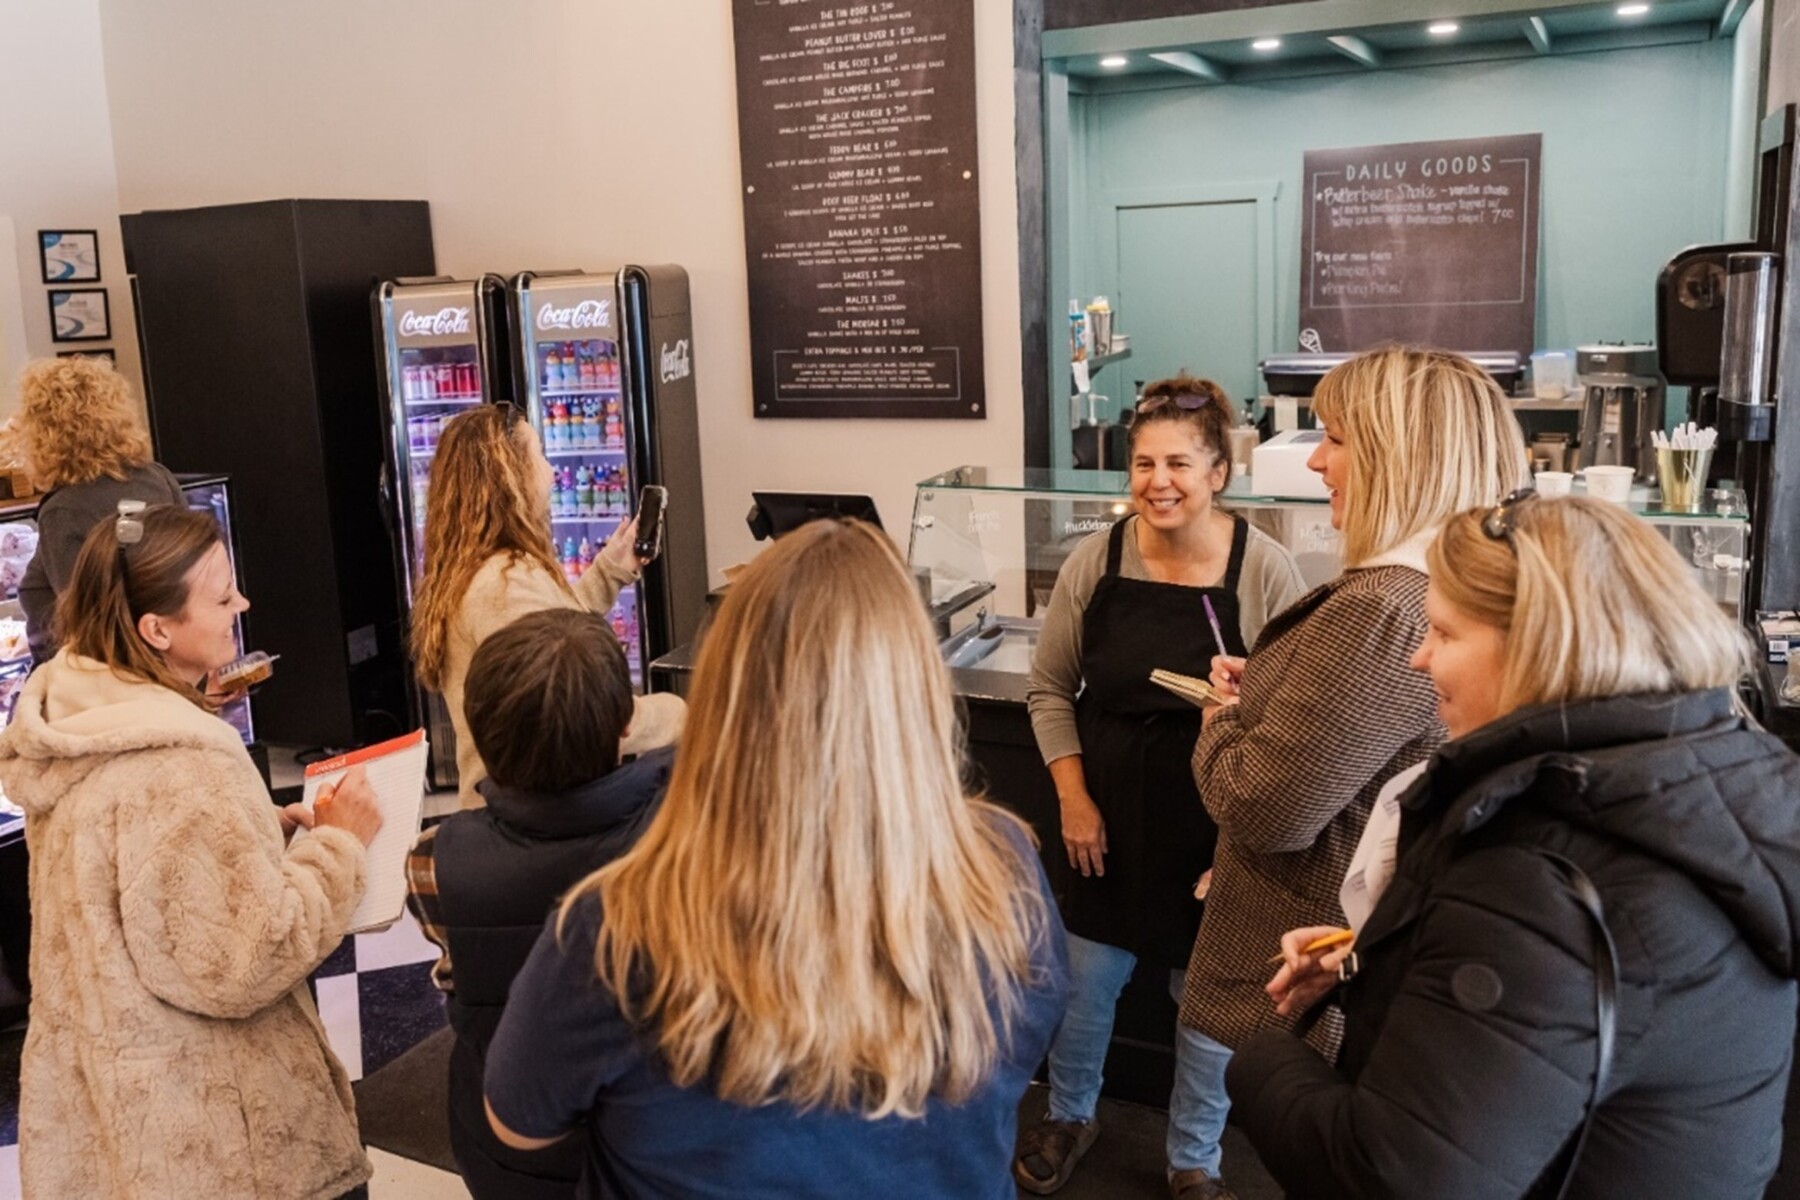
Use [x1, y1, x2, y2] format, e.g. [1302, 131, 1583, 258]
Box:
[48, 288, 111, 342]
[38, 230, 100, 283]
[56, 348, 115, 367]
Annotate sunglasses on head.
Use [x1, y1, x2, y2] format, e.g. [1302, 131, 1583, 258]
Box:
[1481, 487, 1538, 541]
[495, 401, 522, 432]
[1134, 392, 1213, 417]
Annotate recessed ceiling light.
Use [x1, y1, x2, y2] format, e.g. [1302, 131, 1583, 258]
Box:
[1427, 21, 1460, 35]
[1617, 2, 1650, 14]
[1252, 38, 1282, 51]
[1099, 55, 1129, 69]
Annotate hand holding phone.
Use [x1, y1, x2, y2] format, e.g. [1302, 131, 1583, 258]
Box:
[633, 486, 668, 562]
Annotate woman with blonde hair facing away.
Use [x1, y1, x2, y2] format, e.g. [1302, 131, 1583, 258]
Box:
[1230, 495, 1800, 1199]
[483, 519, 1070, 1198]
[410, 403, 682, 807]
[1170, 347, 1527, 1199]
[9, 356, 183, 659]
[0, 503, 383, 1199]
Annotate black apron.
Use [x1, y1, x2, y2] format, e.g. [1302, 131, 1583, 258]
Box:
[1064, 515, 1249, 968]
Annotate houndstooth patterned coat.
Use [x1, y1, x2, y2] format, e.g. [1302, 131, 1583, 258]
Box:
[1180, 562, 1444, 1056]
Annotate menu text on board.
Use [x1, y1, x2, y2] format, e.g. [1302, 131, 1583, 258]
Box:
[1298, 133, 1542, 357]
[732, 0, 986, 419]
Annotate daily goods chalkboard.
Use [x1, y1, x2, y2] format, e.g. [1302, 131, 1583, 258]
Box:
[733, 0, 986, 419]
[1298, 133, 1542, 357]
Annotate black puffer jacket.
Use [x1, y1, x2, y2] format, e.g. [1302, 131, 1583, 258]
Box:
[1227, 689, 1800, 1200]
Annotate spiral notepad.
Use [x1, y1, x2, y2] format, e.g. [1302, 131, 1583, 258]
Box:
[299, 730, 429, 934]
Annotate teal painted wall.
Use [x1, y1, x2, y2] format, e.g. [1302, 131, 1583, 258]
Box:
[1066, 39, 1736, 409]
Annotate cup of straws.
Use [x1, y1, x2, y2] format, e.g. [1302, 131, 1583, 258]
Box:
[1653, 423, 1717, 512]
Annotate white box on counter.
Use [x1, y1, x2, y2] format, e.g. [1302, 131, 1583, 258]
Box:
[1250, 430, 1330, 500]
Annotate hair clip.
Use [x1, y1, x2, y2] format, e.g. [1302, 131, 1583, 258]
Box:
[115, 500, 146, 547]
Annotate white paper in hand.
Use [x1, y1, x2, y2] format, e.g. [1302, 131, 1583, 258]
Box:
[301, 730, 429, 934]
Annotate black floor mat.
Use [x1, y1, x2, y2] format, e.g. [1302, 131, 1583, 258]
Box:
[353, 1025, 456, 1173]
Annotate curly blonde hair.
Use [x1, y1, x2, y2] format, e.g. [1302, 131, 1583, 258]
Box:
[409, 405, 566, 690]
[11, 357, 153, 489]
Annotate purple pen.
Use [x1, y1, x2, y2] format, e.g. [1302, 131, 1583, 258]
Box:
[1202, 594, 1229, 657]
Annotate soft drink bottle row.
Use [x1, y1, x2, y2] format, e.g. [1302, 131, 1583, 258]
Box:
[560, 535, 599, 582]
[542, 342, 621, 393]
[406, 412, 449, 456]
[551, 464, 631, 519]
[402, 361, 481, 402]
[545, 398, 625, 452]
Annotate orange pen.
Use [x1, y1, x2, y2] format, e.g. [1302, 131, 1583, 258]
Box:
[1267, 928, 1355, 965]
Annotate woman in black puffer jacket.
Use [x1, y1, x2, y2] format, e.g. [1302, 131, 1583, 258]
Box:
[1226, 494, 1800, 1200]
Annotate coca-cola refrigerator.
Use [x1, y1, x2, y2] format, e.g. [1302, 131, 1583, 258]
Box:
[373, 275, 510, 790]
[510, 266, 708, 691]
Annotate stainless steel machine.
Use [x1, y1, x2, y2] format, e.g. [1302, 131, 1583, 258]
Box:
[1574, 344, 1665, 482]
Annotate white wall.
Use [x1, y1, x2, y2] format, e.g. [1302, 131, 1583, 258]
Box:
[96, 0, 1025, 580]
[1772, 0, 1800, 115]
[0, 0, 141, 413]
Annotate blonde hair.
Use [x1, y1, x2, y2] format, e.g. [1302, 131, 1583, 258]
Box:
[566, 519, 1046, 1118]
[10, 357, 153, 489]
[1430, 496, 1749, 710]
[409, 406, 565, 689]
[57, 504, 224, 708]
[1311, 347, 1529, 565]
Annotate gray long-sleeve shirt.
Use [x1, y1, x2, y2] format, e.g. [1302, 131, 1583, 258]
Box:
[1025, 515, 1307, 766]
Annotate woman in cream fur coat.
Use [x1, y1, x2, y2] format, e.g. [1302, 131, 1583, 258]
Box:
[0, 503, 383, 1199]
[411, 404, 684, 808]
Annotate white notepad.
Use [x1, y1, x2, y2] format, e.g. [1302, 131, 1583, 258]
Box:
[300, 730, 429, 934]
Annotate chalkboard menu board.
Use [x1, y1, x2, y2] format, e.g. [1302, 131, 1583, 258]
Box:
[1299, 133, 1542, 357]
[733, 0, 985, 420]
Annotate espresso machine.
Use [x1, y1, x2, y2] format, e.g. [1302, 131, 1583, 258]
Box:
[1574, 344, 1665, 482]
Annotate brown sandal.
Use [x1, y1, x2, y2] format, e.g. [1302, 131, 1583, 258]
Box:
[1013, 1115, 1100, 1195]
[1168, 1167, 1238, 1200]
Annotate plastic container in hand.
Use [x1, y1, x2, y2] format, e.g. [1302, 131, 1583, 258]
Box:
[216, 651, 279, 690]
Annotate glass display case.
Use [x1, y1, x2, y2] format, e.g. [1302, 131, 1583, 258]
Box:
[908, 466, 1752, 683]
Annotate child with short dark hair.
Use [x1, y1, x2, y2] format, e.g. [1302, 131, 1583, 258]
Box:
[406, 608, 671, 1200]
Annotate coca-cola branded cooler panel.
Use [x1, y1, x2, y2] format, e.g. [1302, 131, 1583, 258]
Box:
[376, 277, 492, 791]
[514, 272, 644, 685]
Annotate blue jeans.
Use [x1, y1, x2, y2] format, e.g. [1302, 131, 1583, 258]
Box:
[1044, 933, 1232, 1176]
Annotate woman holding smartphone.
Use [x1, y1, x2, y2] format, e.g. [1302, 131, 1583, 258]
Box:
[411, 404, 684, 808]
[1173, 348, 1526, 1199]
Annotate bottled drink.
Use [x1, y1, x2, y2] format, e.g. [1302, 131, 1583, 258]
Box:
[579, 345, 597, 392]
[582, 400, 600, 449]
[575, 465, 595, 517]
[544, 347, 561, 392]
[603, 399, 623, 448]
[559, 343, 579, 391]
[577, 537, 594, 572]
[549, 403, 569, 452]
[402, 365, 420, 402]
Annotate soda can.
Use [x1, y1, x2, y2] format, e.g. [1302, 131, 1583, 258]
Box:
[459, 362, 478, 397]
[401, 365, 419, 402]
[434, 363, 452, 397]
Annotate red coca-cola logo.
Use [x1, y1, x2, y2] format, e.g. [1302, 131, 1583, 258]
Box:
[537, 299, 611, 331]
[398, 307, 472, 337]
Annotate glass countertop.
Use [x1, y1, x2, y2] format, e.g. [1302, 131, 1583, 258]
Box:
[916, 466, 1749, 525]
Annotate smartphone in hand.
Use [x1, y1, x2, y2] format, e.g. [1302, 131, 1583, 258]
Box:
[634, 485, 668, 561]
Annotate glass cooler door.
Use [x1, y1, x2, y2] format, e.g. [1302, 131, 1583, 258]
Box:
[512, 271, 644, 688]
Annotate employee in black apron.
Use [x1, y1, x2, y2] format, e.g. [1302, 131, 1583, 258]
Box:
[1017, 376, 1306, 1199]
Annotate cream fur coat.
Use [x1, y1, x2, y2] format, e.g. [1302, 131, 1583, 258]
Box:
[0, 653, 371, 1199]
